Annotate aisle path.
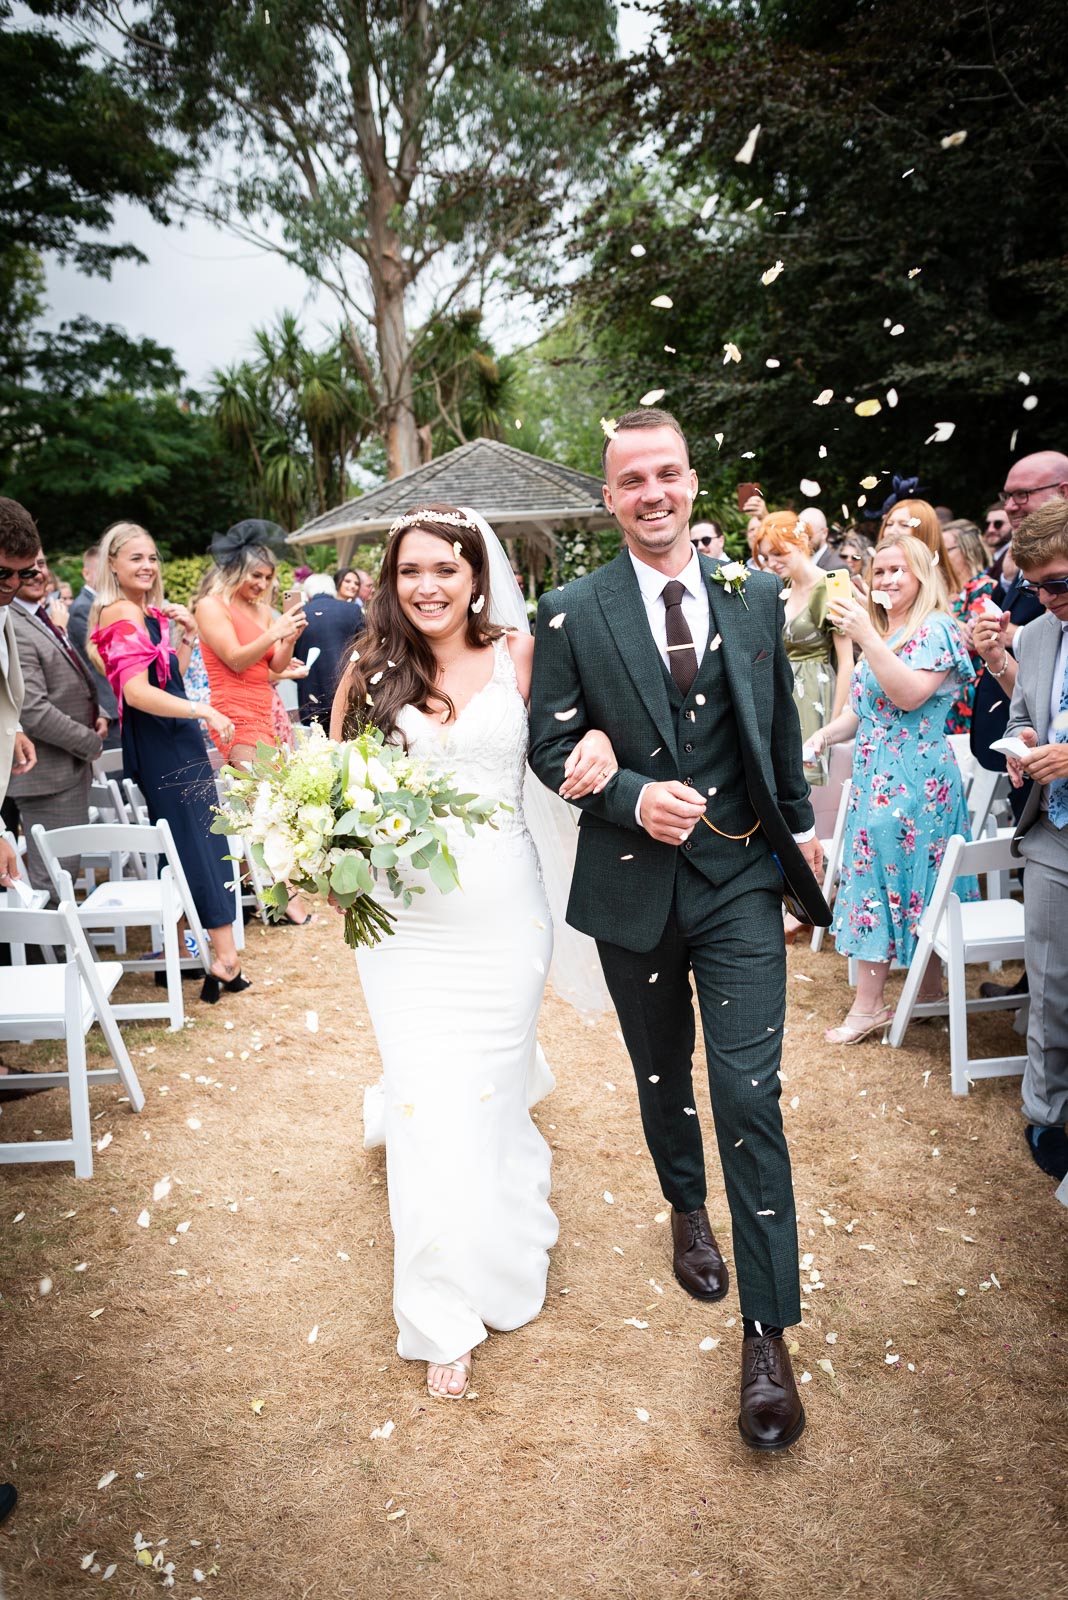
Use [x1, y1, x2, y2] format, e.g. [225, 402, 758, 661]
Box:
[0, 916, 1065, 1598]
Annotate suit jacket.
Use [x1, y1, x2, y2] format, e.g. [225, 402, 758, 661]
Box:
[528, 551, 826, 950]
[0, 604, 25, 800]
[1007, 608, 1068, 859]
[7, 603, 102, 799]
[814, 544, 849, 572]
[68, 584, 120, 721]
[293, 594, 364, 723]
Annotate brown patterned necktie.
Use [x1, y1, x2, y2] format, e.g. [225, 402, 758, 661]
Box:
[662, 579, 698, 695]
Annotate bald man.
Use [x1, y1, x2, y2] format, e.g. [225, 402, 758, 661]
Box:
[1001, 450, 1068, 533]
[796, 508, 847, 571]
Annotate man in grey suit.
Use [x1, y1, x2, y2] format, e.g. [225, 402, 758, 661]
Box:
[0, 499, 38, 887]
[67, 543, 121, 751]
[7, 539, 106, 893]
[1005, 495, 1068, 1183]
[530, 409, 828, 1450]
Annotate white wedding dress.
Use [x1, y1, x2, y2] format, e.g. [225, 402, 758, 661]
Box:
[355, 638, 559, 1364]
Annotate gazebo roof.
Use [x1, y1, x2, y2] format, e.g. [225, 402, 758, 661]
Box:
[287, 438, 615, 548]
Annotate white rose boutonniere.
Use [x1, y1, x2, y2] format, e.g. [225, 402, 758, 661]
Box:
[710, 559, 750, 610]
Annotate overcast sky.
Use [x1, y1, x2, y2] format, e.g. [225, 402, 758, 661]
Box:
[42, 4, 657, 391]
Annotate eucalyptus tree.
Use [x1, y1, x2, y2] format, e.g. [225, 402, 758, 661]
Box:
[100, 0, 617, 477]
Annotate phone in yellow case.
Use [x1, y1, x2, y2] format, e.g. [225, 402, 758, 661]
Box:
[823, 567, 853, 606]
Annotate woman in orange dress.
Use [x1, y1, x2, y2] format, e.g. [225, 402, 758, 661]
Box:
[195, 520, 311, 923]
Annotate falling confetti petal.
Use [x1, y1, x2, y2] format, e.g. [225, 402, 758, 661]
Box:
[745, 196, 763, 212]
[471, 595, 486, 613]
[756, 1209, 776, 1217]
[860, 475, 880, 490]
[760, 260, 785, 286]
[650, 295, 674, 309]
[941, 130, 968, 148]
[889, 323, 904, 336]
[708, 634, 722, 652]
[630, 243, 647, 257]
[735, 123, 762, 164]
[548, 612, 566, 629]
[640, 388, 666, 406]
[766, 358, 781, 369]
[1022, 395, 1038, 411]
[886, 387, 899, 407]
[800, 478, 821, 497]
[648, 1075, 660, 1084]
[813, 389, 834, 406]
[554, 708, 578, 722]
[927, 420, 956, 442]
[723, 342, 742, 364]
[855, 398, 882, 417]
[700, 195, 717, 219]
[600, 416, 618, 438]
[648, 973, 658, 984]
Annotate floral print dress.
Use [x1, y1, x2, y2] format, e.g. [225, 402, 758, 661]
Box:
[832, 613, 978, 965]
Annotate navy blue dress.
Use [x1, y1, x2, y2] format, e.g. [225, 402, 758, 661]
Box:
[120, 614, 234, 929]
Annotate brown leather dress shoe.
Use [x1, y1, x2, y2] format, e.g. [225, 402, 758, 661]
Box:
[738, 1334, 806, 1451]
[671, 1206, 729, 1301]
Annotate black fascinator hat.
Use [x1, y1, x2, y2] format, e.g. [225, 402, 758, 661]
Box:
[862, 474, 928, 523]
[210, 519, 289, 566]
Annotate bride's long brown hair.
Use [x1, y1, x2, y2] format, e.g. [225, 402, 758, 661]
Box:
[338, 504, 505, 742]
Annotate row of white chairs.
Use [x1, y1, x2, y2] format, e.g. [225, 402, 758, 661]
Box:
[1, 758, 272, 1178]
[810, 740, 1027, 1096]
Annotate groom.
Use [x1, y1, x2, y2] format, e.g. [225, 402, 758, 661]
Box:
[529, 409, 828, 1450]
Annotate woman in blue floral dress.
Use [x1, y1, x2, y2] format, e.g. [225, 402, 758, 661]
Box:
[809, 535, 977, 1044]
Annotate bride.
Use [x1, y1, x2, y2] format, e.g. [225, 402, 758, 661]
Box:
[330, 503, 613, 1400]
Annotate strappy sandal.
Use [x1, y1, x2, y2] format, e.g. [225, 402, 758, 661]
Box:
[426, 1359, 471, 1401]
[824, 1006, 894, 1046]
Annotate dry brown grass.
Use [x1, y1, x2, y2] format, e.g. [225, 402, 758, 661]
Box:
[1, 917, 1066, 1600]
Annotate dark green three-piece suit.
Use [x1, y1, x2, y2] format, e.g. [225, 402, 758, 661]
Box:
[529, 551, 826, 1327]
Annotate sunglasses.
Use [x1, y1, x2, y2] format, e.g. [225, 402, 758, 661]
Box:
[1020, 575, 1068, 598]
[691, 535, 719, 549]
[0, 564, 41, 584]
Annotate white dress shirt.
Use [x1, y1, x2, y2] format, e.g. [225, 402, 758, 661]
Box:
[626, 549, 814, 842]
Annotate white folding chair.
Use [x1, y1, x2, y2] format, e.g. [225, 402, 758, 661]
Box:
[0, 901, 144, 1178]
[887, 833, 1026, 1095]
[1, 832, 50, 963]
[32, 818, 212, 1031]
[810, 771, 852, 954]
[92, 749, 125, 780]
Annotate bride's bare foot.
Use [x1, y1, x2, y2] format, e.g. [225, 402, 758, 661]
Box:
[427, 1354, 472, 1400]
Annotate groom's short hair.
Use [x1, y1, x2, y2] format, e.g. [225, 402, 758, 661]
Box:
[602, 408, 690, 475]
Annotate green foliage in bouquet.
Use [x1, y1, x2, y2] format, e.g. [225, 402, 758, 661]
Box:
[211, 725, 505, 950]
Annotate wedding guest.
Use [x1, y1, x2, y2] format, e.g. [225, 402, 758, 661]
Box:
[68, 544, 121, 750]
[334, 568, 360, 601]
[798, 507, 848, 572]
[89, 522, 250, 1004]
[194, 522, 306, 768]
[195, 523, 310, 924]
[942, 519, 997, 734]
[878, 498, 953, 603]
[754, 513, 852, 787]
[6, 543, 106, 893]
[839, 530, 875, 596]
[293, 574, 363, 727]
[1003, 496, 1068, 1182]
[810, 535, 976, 1044]
[355, 568, 375, 605]
[690, 519, 725, 560]
[970, 546, 1042, 815]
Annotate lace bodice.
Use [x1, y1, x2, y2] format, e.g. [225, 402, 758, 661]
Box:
[395, 637, 529, 840]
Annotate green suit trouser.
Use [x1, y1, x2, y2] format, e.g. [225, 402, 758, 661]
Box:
[596, 854, 801, 1328]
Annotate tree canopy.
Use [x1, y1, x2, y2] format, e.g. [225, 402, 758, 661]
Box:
[565, 0, 1068, 520]
[109, 0, 618, 478]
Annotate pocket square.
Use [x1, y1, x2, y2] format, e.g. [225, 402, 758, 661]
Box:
[753, 648, 770, 663]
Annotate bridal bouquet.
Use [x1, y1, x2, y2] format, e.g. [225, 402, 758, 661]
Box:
[211, 724, 504, 949]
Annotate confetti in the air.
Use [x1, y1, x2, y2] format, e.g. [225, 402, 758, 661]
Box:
[814, 389, 834, 406]
[760, 260, 785, 286]
[1022, 395, 1038, 411]
[554, 708, 578, 722]
[940, 130, 968, 148]
[800, 478, 821, 498]
[650, 295, 674, 309]
[600, 416, 617, 438]
[766, 358, 781, 369]
[700, 195, 717, 219]
[855, 398, 882, 417]
[630, 243, 647, 257]
[723, 342, 742, 364]
[548, 612, 566, 629]
[639, 389, 666, 406]
[735, 123, 762, 164]
[471, 594, 486, 614]
[927, 421, 956, 443]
